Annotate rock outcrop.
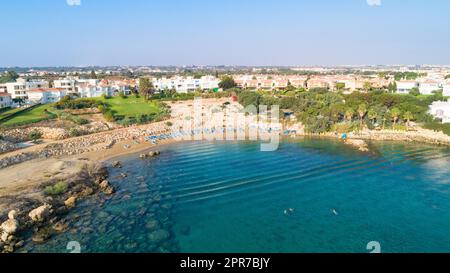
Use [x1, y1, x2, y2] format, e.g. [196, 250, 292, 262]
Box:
[28, 204, 52, 222]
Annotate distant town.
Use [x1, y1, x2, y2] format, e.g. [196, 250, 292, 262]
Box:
[1, 65, 450, 123]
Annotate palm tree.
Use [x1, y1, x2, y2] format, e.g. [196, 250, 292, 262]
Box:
[363, 81, 372, 92]
[358, 103, 367, 128]
[345, 108, 355, 122]
[368, 108, 378, 126]
[403, 111, 414, 129]
[390, 108, 402, 129]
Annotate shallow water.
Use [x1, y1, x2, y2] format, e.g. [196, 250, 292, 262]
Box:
[26, 138, 450, 253]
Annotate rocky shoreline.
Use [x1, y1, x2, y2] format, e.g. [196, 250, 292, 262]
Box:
[0, 161, 114, 253]
[293, 127, 450, 152]
[0, 121, 170, 169]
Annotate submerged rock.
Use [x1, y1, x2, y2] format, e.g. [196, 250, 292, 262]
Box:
[32, 228, 52, 244]
[344, 139, 369, 152]
[99, 180, 110, 189]
[52, 221, 69, 233]
[148, 229, 170, 243]
[145, 219, 160, 231]
[112, 161, 122, 168]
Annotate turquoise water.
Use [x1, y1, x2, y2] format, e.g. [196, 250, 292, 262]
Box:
[26, 138, 450, 253]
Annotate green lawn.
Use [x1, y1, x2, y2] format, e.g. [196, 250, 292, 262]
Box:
[0, 97, 164, 128]
[0, 107, 23, 120]
[93, 97, 162, 118]
[0, 104, 54, 127]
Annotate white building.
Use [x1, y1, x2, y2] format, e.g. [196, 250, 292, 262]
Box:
[152, 76, 219, 93]
[0, 78, 49, 99]
[77, 83, 112, 98]
[53, 79, 77, 95]
[419, 80, 442, 95]
[396, 80, 419, 94]
[27, 88, 67, 104]
[0, 93, 12, 109]
[443, 81, 450, 97]
[429, 100, 450, 123]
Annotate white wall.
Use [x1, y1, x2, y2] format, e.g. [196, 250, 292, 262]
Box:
[429, 100, 450, 123]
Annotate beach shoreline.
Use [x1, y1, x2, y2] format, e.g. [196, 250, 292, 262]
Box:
[2, 98, 450, 252]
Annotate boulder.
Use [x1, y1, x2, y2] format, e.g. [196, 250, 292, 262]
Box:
[8, 210, 17, 220]
[79, 187, 94, 197]
[99, 180, 109, 189]
[145, 219, 160, 231]
[103, 186, 115, 195]
[148, 229, 170, 243]
[112, 161, 122, 168]
[64, 197, 77, 208]
[1, 219, 19, 236]
[32, 228, 52, 244]
[28, 204, 52, 222]
[52, 221, 69, 233]
[3, 244, 14, 253]
[1, 233, 9, 243]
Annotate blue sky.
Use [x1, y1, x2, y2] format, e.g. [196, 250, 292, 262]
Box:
[1, 0, 449, 67]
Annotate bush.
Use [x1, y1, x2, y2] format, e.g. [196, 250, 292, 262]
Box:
[97, 105, 106, 113]
[28, 130, 43, 142]
[44, 181, 68, 196]
[103, 111, 115, 122]
[423, 121, 450, 136]
[331, 122, 360, 133]
[238, 91, 261, 108]
[118, 117, 136, 126]
[72, 116, 90, 125]
[54, 98, 99, 110]
[69, 128, 83, 137]
[393, 124, 407, 131]
[304, 116, 332, 134]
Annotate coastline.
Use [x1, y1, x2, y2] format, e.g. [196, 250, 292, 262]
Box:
[2, 98, 450, 252]
[1, 128, 450, 252]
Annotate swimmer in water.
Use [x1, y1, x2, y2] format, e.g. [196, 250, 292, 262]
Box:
[284, 208, 295, 215]
[332, 209, 338, 215]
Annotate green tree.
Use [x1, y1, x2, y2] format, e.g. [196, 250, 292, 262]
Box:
[357, 103, 367, 127]
[0, 71, 19, 83]
[218, 76, 237, 90]
[139, 78, 155, 100]
[345, 108, 355, 122]
[336, 82, 346, 90]
[28, 130, 43, 143]
[390, 107, 402, 128]
[403, 111, 414, 129]
[363, 81, 372, 92]
[388, 82, 397, 93]
[238, 91, 261, 108]
[90, 70, 97, 79]
[368, 108, 378, 125]
[409, 87, 420, 96]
